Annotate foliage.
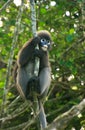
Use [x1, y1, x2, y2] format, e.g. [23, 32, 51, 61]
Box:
[0, 0, 85, 130]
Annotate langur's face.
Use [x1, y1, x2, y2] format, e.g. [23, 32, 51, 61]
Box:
[37, 30, 52, 51]
[40, 38, 51, 51]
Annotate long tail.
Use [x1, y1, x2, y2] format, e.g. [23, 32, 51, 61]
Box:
[38, 99, 47, 129]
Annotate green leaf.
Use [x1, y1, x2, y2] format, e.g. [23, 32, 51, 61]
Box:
[66, 34, 74, 42]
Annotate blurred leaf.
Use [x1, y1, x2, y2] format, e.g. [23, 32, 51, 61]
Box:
[66, 34, 74, 42]
[69, 28, 75, 34]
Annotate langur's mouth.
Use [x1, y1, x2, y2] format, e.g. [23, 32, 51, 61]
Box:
[41, 45, 48, 51]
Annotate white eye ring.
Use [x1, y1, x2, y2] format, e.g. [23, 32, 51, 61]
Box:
[47, 40, 50, 45]
[41, 39, 46, 42]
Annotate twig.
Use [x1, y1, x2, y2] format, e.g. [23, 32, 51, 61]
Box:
[61, 36, 85, 58]
[2, 114, 38, 130]
[3, 121, 28, 130]
[0, 0, 13, 13]
[7, 96, 20, 109]
[0, 102, 29, 122]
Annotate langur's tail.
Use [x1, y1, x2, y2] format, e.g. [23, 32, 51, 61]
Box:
[38, 99, 47, 129]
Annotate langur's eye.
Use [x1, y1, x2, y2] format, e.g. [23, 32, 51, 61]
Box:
[41, 39, 46, 43]
[47, 40, 50, 45]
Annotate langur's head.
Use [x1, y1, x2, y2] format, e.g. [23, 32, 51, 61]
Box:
[37, 30, 52, 51]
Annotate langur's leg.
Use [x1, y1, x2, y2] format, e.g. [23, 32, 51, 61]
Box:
[26, 76, 39, 99]
[16, 67, 29, 98]
[39, 67, 51, 99]
[16, 62, 34, 99]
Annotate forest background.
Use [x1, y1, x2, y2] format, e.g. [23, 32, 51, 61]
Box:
[0, 0, 85, 130]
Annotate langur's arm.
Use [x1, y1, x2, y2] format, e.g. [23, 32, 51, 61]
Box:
[34, 49, 44, 58]
[17, 37, 40, 67]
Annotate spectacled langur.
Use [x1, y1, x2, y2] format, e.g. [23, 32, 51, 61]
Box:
[14, 30, 52, 128]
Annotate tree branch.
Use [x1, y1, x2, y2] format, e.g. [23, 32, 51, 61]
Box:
[30, 0, 39, 76]
[29, 1, 47, 130]
[29, 1, 40, 129]
[45, 99, 85, 130]
[30, 0, 37, 37]
[1, 0, 24, 117]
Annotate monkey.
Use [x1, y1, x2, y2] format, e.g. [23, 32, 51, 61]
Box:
[14, 30, 52, 128]
[15, 30, 52, 100]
